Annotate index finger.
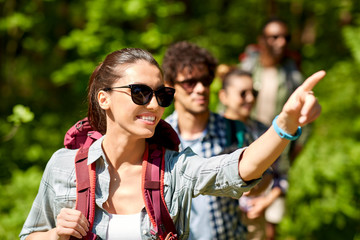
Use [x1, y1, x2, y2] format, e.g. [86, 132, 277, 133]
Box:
[301, 70, 326, 92]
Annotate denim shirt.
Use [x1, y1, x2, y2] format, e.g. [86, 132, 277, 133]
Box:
[20, 136, 259, 240]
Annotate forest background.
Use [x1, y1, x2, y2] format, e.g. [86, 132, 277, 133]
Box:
[1, 0, 360, 239]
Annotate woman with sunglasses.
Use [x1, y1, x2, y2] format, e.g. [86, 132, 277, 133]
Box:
[218, 66, 281, 240]
[218, 67, 266, 136]
[20, 48, 324, 240]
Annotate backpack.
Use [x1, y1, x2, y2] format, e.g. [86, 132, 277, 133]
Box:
[64, 117, 180, 240]
[223, 118, 251, 153]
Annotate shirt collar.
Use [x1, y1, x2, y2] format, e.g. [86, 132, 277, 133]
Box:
[87, 135, 106, 165]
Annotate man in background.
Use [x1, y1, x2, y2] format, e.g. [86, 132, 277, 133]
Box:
[163, 41, 256, 240]
[240, 17, 303, 126]
[239, 18, 307, 239]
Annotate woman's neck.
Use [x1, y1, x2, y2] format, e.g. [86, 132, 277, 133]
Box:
[224, 112, 248, 123]
[102, 131, 146, 170]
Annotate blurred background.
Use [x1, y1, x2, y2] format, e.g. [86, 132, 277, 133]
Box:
[1, 0, 360, 239]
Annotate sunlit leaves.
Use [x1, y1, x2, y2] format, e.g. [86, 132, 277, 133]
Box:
[0, 12, 34, 31]
[7, 105, 34, 126]
[0, 167, 42, 240]
[343, 25, 360, 64]
[51, 59, 95, 86]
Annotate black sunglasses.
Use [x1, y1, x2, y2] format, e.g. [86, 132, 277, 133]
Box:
[265, 34, 291, 42]
[103, 84, 175, 107]
[240, 89, 258, 99]
[174, 75, 213, 92]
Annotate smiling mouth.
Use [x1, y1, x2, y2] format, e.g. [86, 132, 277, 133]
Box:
[194, 96, 207, 102]
[138, 115, 156, 122]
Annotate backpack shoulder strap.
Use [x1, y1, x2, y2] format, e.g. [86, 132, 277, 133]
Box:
[70, 131, 102, 240]
[71, 147, 97, 240]
[142, 143, 178, 240]
[225, 118, 247, 147]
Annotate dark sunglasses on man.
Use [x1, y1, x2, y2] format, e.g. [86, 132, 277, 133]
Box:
[174, 75, 213, 93]
[265, 34, 291, 42]
[103, 84, 175, 107]
[240, 89, 258, 99]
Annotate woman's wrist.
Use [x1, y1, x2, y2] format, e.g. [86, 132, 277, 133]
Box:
[276, 113, 298, 133]
[273, 114, 302, 141]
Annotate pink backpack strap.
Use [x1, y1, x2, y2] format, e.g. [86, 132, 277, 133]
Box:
[70, 147, 97, 240]
[142, 143, 178, 240]
[70, 132, 101, 240]
[88, 161, 97, 237]
[84, 131, 103, 148]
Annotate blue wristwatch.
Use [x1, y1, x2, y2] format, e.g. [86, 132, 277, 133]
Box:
[272, 115, 302, 141]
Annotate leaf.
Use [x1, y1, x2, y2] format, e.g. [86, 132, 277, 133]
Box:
[7, 105, 34, 125]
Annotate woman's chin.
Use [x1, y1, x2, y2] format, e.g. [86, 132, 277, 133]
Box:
[139, 129, 156, 139]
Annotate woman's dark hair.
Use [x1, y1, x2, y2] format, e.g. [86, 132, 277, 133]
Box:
[162, 41, 218, 86]
[221, 68, 252, 90]
[88, 48, 161, 134]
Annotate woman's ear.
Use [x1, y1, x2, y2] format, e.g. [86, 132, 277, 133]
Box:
[98, 90, 111, 110]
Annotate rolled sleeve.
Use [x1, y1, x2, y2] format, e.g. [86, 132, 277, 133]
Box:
[166, 147, 261, 199]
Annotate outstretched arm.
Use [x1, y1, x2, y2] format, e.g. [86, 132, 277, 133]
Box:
[239, 70, 325, 181]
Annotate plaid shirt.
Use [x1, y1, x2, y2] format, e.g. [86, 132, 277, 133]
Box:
[166, 111, 247, 240]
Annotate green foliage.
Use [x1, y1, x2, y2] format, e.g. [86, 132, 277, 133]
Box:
[278, 21, 360, 239]
[7, 104, 34, 126]
[280, 138, 360, 239]
[2, 105, 34, 143]
[0, 167, 42, 240]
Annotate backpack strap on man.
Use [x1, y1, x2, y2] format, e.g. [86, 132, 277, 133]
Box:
[142, 143, 178, 240]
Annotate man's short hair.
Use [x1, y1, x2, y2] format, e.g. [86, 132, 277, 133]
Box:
[260, 17, 288, 36]
[162, 41, 218, 86]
